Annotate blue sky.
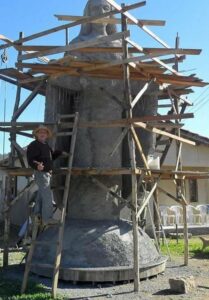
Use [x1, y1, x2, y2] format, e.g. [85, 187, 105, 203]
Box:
[0, 0, 209, 154]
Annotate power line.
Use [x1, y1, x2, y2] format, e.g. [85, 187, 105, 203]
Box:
[193, 97, 209, 114]
[188, 91, 209, 112]
[192, 86, 209, 103]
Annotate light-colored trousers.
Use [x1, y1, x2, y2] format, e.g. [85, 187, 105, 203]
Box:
[34, 171, 54, 222]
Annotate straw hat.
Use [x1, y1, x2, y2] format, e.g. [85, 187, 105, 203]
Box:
[33, 125, 53, 138]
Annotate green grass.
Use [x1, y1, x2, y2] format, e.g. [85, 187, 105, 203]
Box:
[0, 279, 63, 300]
[0, 252, 25, 268]
[160, 236, 209, 258]
[0, 253, 64, 300]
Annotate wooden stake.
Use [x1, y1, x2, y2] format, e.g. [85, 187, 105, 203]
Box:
[121, 5, 140, 292]
[182, 202, 189, 265]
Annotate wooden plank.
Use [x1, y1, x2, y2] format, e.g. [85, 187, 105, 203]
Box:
[136, 182, 158, 218]
[10, 140, 26, 168]
[109, 128, 129, 157]
[182, 203, 189, 265]
[121, 9, 140, 292]
[130, 126, 151, 172]
[133, 122, 196, 145]
[12, 82, 44, 120]
[4, 181, 35, 212]
[146, 55, 185, 66]
[158, 186, 182, 204]
[106, 0, 179, 53]
[1, 166, 209, 179]
[18, 75, 48, 84]
[57, 46, 199, 56]
[16, 61, 164, 78]
[155, 77, 207, 87]
[131, 79, 153, 108]
[54, 14, 166, 26]
[21, 45, 198, 56]
[21, 220, 39, 294]
[81, 50, 188, 73]
[18, 31, 130, 60]
[0, 113, 194, 129]
[126, 38, 181, 76]
[91, 177, 128, 205]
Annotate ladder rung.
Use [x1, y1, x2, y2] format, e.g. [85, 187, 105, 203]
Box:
[59, 114, 75, 119]
[56, 132, 73, 137]
[35, 240, 59, 246]
[157, 104, 172, 108]
[155, 149, 165, 154]
[156, 139, 170, 146]
[52, 186, 65, 190]
[31, 263, 54, 269]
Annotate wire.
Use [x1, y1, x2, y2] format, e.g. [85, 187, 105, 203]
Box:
[2, 79, 7, 160]
[0, 53, 8, 159]
[193, 97, 209, 114]
[192, 86, 209, 103]
[188, 91, 209, 113]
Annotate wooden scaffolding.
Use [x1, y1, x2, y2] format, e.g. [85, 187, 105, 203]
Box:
[0, 0, 208, 296]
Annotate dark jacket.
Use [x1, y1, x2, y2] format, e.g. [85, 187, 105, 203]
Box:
[27, 140, 62, 172]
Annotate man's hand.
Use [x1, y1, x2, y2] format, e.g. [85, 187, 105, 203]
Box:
[33, 160, 44, 171]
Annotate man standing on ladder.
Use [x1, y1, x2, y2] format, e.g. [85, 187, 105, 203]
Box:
[27, 125, 66, 227]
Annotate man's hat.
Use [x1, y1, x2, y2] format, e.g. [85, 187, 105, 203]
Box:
[33, 125, 53, 138]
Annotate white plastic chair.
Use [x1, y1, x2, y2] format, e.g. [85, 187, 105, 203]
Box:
[170, 205, 183, 225]
[159, 205, 168, 226]
[187, 205, 202, 225]
[165, 207, 176, 226]
[196, 205, 207, 225]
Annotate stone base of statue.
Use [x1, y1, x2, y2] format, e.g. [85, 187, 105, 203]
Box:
[31, 219, 167, 282]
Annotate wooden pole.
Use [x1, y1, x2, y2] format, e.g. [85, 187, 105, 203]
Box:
[121, 4, 140, 292]
[174, 34, 189, 265]
[3, 32, 23, 268]
[3, 177, 10, 267]
[153, 188, 160, 246]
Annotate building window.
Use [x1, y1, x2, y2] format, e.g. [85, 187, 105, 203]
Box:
[189, 179, 198, 202]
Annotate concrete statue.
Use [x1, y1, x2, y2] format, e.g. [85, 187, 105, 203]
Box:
[32, 0, 167, 282]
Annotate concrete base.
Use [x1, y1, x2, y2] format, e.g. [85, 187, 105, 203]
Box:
[31, 219, 167, 282]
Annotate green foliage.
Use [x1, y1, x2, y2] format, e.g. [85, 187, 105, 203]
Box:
[0, 253, 63, 300]
[160, 237, 209, 258]
[0, 279, 63, 300]
[0, 253, 25, 268]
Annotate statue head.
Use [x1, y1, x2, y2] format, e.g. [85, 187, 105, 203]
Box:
[79, 0, 117, 36]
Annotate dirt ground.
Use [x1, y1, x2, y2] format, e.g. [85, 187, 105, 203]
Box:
[0, 255, 208, 300]
[0, 224, 209, 299]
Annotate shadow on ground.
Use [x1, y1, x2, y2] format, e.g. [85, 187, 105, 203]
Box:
[190, 249, 209, 259]
[0, 276, 55, 300]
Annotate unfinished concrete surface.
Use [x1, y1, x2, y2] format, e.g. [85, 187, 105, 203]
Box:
[32, 0, 166, 281]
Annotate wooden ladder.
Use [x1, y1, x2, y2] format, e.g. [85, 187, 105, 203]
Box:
[21, 112, 79, 298]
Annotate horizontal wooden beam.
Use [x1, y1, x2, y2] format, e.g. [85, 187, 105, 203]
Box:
[55, 46, 200, 55]
[54, 14, 166, 26]
[0, 113, 194, 129]
[18, 31, 130, 60]
[1, 167, 209, 180]
[17, 46, 199, 55]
